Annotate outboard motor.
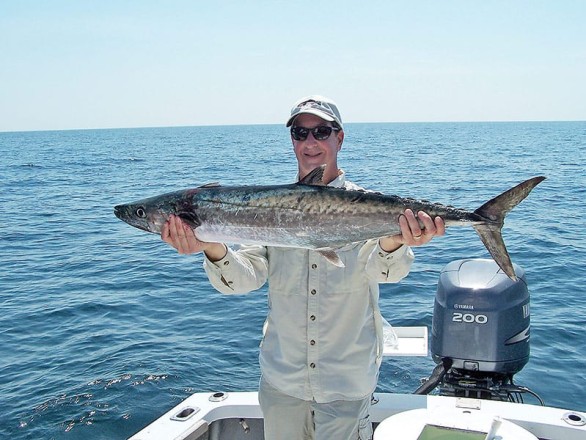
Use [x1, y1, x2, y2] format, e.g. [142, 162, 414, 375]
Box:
[432, 258, 530, 374]
[416, 259, 542, 404]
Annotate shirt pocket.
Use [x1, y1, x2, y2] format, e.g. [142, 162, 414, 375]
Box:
[266, 247, 308, 295]
[324, 243, 368, 295]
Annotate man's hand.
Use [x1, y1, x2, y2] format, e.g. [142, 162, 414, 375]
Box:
[379, 209, 445, 252]
[161, 215, 227, 260]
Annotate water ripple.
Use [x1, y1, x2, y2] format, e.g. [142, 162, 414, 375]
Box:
[1, 122, 585, 439]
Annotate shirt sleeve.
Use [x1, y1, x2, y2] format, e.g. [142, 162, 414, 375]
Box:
[364, 241, 414, 283]
[203, 245, 269, 294]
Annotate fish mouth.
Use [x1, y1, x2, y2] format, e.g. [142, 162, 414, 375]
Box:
[114, 205, 124, 220]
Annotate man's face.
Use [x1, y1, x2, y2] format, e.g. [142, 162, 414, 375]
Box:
[290, 113, 344, 181]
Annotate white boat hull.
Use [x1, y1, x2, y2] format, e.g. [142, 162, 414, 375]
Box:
[129, 391, 586, 440]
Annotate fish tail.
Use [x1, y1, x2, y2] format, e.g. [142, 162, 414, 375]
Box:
[472, 176, 546, 280]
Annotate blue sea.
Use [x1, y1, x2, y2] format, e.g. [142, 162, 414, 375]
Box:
[1, 122, 585, 439]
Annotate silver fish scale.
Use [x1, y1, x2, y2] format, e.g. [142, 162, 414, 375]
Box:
[190, 185, 479, 249]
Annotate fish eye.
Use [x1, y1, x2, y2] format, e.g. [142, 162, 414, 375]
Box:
[135, 207, 147, 218]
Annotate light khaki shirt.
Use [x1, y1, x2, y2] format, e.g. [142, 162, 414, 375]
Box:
[203, 172, 414, 403]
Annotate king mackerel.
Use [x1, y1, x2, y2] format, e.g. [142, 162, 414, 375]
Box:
[114, 165, 545, 280]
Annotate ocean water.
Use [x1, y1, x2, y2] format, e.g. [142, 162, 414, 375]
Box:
[1, 121, 585, 439]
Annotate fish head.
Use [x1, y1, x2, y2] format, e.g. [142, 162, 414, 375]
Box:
[114, 200, 167, 234]
[114, 189, 198, 234]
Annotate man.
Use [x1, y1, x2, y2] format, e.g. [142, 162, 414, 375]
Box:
[162, 96, 445, 439]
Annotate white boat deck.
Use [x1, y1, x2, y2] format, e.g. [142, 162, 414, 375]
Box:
[129, 391, 586, 440]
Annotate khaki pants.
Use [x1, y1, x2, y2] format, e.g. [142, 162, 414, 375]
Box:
[259, 377, 373, 440]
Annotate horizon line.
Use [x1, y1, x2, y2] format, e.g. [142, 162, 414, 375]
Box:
[1, 119, 585, 135]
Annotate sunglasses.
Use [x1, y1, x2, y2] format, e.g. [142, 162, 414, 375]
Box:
[291, 125, 340, 141]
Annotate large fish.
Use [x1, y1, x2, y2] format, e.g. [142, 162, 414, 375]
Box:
[114, 166, 545, 280]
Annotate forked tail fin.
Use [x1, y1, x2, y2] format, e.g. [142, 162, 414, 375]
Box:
[473, 176, 546, 281]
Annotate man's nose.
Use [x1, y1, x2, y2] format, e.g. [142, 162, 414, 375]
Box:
[305, 131, 320, 143]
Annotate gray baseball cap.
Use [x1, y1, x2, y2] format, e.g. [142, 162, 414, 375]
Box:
[286, 95, 344, 129]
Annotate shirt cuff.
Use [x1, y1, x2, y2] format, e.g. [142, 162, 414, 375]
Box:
[375, 241, 409, 261]
[204, 246, 236, 271]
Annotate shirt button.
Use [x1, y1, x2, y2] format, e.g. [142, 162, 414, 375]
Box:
[310, 315, 316, 321]
[310, 363, 316, 368]
[223, 260, 230, 266]
[311, 264, 317, 269]
[310, 289, 317, 295]
[310, 340, 315, 345]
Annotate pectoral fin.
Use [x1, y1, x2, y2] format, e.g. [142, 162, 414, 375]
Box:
[317, 248, 345, 267]
[177, 211, 201, 229]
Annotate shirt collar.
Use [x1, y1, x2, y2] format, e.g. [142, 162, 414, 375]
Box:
[327, 169, 346, 188]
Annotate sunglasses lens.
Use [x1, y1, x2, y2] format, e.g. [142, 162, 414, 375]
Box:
[292, 126, 336, 141]
[313, 126, 333, 140]
[291, 127, 309, 141]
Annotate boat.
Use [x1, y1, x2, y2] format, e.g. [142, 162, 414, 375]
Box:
[129, 259, 586, 440]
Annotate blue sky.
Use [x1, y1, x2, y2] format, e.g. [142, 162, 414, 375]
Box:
[1, 1, 584, 132]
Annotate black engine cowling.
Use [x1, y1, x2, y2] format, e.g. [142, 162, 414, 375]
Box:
[431, 259, 530, 375]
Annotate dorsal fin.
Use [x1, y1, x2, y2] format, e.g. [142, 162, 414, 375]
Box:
[199, 182, 221, 188]
[297, 165, 327, 186]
